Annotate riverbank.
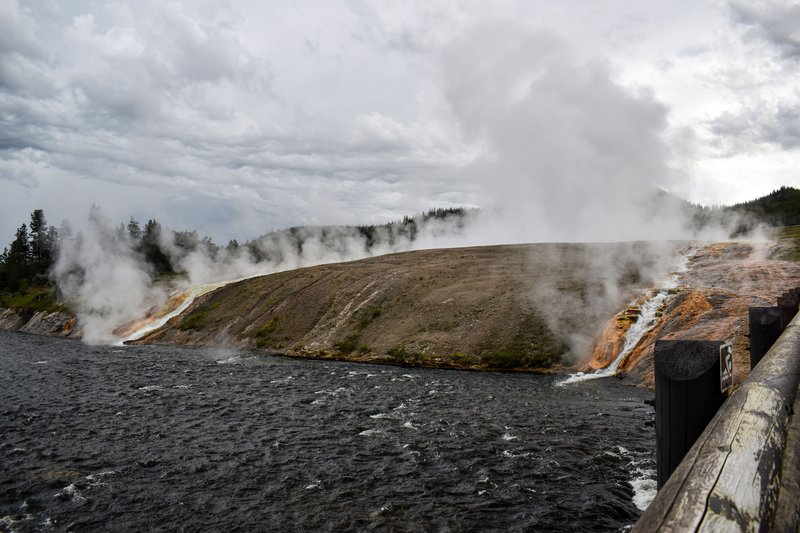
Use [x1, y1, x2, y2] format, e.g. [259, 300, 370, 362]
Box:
[5, 239, 800, 386]
[0, 307, 76, 338]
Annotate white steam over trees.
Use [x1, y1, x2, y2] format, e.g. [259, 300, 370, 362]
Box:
[2, 205, 472, 343]
[0, 192, 791, 346]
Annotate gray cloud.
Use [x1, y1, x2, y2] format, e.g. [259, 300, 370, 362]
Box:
[0, 1, 477, 245]
[711, 98, 800, 151]
[1, 0, 799, 249]
[690, 2, 800, 166]
[730, 0, 800, 58]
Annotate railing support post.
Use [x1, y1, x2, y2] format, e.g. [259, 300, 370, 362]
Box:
[778, 292, 799, 329]
[748, 306, 783, 369]
[654, 340, 728, 489]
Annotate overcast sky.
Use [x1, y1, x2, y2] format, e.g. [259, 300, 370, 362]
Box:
[1, 0, 799, 247]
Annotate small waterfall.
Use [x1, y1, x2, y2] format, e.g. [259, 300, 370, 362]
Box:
[557, 251, 691, 386]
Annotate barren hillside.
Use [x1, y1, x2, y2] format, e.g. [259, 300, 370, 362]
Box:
[133, 242, 674, 372]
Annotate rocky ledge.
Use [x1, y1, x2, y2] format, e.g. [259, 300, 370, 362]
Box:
[0, 307, 77, 338]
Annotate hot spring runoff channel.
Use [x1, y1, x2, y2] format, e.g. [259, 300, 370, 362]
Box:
[1, 331, 655, 532]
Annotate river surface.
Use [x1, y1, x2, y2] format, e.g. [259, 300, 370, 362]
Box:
[0, 331, 655, 532]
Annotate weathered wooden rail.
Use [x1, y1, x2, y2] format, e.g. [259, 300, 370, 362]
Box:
[633, 313, 800, 531]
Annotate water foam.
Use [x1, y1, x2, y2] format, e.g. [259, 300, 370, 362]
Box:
[631, 470, 657, 511]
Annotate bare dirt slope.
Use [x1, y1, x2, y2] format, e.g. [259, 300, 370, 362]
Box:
[134, 243, 668, 371]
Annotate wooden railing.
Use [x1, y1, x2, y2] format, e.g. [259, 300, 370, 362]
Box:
[632, 313, 800, 531]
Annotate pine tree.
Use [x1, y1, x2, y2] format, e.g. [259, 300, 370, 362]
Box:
[141, 219, 173, 275]
[2, 224, 31, 292]
[28, 209, 53, 281]
[127, 217, 142, 242]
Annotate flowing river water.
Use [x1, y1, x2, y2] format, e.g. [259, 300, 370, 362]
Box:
[1, 331, 655, 532]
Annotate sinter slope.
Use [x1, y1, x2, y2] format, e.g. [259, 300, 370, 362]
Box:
[134, 242, 674, 372]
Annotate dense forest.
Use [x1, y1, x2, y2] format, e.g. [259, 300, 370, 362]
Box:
[727, 186, 800, 227]
[0, 210, 59, 294]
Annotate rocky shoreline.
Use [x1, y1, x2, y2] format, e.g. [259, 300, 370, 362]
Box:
[0, 308, 77, 338]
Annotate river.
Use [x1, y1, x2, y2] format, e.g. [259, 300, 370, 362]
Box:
[0, 331, 655, 532]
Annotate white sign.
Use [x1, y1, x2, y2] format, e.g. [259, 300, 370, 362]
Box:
[720, 341, 733, 393]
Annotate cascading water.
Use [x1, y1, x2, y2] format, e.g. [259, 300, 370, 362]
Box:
[558, 251, 692, 386]
[118, 282, 230, 345]
[554, 250, 693, 512]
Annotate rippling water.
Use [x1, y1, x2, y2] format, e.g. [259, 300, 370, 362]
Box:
[0, 331, 655, 532]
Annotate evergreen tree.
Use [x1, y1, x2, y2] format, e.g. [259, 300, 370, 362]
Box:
[2, 224, 31, 292]
[28, 209, 56, 283]
[127, 217, 142, 242]
[28, 209, 50, 280]
[141, 219, 173, 275]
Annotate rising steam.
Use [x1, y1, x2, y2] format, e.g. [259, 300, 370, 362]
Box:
[54, 209, 166, 344]
[53, 208, 480, 343]
[53, 22, 766, 355]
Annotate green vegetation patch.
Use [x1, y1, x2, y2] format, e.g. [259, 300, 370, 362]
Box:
[0, 286, 68, 315]
[357, 306, 382, 330]
[335, 306, 383, 354]
[334, 334, 361, 354]
[176, 301, 220, 331]
[387, 345, 416, 365]
[255, 317, 281, 347]
[479, 313, 564, 370]
[771, 226, 800, 261]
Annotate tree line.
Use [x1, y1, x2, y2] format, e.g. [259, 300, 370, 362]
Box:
[0, 208, 184, 294]
[0, 206, 472, 296]
[0, 210, 59, 293]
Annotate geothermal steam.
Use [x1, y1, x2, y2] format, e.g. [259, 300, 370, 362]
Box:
[54, 22, 758, 355]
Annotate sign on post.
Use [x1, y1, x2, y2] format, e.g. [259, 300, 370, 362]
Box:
[720, 341, 733, 393]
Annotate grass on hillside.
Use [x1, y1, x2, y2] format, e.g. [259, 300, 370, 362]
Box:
[773, 226, 800, 261]
[0, 286, 70, 315]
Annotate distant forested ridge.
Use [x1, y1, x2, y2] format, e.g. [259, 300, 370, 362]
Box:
[726, 186, 800, 227]
[666, 186, 800, 235]
[0, 206, 472, 305]
[1, 185, 799, 308]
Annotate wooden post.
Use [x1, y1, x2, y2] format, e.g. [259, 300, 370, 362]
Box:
[633, 315, 800, 531]
[778, 293, 799, 329]
[748, 306, 783, 369]
[654, 340, 728, 489]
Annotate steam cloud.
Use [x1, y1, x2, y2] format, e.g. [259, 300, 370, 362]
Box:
[440, 24, 687, 243]
[53, 22, 762, 357]
[54, 210, 166, 344]
[429, 23, 764, 358]
[54, 209, 479, 344]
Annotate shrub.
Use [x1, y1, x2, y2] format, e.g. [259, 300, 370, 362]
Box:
[334, 334, 360, 354]
[255, 317, 281, 347]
